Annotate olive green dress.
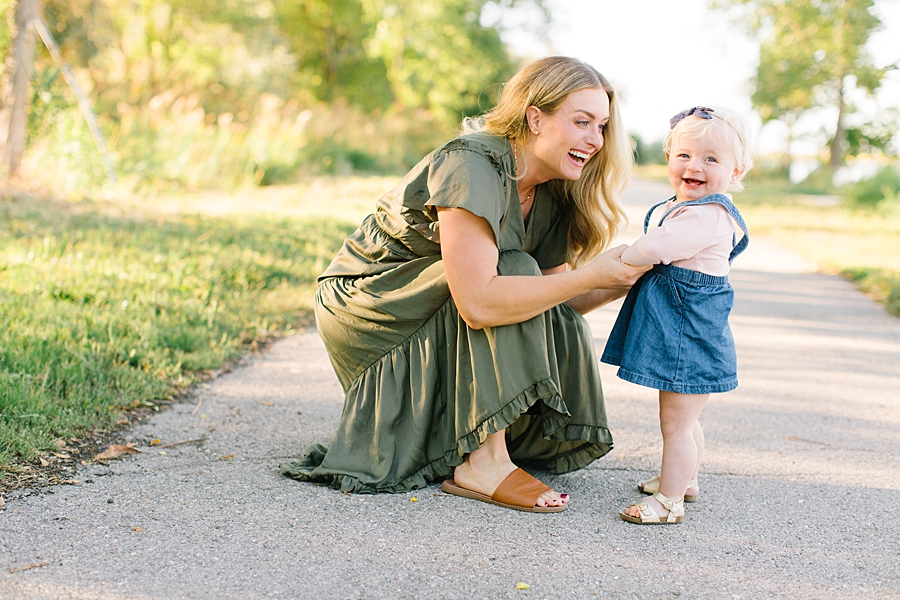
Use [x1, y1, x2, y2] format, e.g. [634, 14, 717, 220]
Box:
[280, 132, 614, 493]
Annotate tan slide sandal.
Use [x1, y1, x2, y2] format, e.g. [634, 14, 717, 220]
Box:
[441, 468, 567, 513]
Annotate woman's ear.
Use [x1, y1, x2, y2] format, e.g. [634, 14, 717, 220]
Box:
[525, 105, 542, 136]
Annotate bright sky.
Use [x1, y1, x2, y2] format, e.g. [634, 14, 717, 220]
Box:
[503, 0, 900, 156]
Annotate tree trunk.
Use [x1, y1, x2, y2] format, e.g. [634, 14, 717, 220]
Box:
[3, 0, 38, 179]
[829, 73, 846, 174]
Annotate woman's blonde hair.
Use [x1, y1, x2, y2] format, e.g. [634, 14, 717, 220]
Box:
[664, 106, 754, 192]
[463, 56, 631, 268]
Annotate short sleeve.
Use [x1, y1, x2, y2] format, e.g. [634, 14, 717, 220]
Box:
[425, 148, 507, 246]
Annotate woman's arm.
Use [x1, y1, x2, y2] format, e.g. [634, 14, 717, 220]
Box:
[438, 206, 647, 329]
[540, 264, 630, 314]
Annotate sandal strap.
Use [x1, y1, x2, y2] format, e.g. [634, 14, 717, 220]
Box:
[642, 475, 698, 493]
[492, 468, 551, 508]
[652, 492, 685, 522]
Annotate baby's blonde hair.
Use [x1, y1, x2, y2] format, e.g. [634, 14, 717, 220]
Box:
[664, 106, 754, 192]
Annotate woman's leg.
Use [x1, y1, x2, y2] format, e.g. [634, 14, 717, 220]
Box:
[453, 430, 568, 508]
[624, 391, 708, 518]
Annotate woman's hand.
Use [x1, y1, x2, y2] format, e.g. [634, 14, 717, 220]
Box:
[560, 245, 651, 315]
[585, 244, 650, 290]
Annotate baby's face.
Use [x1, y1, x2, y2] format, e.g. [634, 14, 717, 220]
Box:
[667, 131, 740, 202]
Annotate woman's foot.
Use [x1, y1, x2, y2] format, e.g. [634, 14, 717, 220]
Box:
[454, 437, 568, 508]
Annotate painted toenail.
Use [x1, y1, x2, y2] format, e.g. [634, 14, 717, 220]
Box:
[560, 494, 568, 499]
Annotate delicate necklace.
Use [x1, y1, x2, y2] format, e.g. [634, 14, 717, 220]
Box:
[520, 187, 534, 205]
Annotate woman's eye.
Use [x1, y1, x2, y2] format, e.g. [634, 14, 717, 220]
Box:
[598, 123, 607, 132]
[576, 119, 589, 127]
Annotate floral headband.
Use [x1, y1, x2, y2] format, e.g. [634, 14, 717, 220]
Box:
[669, 106, 715, 129]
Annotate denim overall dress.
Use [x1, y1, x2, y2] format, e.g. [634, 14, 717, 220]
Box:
[601, 193, 750, 394]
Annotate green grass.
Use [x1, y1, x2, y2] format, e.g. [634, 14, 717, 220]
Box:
[0, 180, 381, 468]
[733, 174, 900, 316]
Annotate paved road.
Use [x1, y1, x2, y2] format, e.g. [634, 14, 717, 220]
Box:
[2, 179, 899, 599]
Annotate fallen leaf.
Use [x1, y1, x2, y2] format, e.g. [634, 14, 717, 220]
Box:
[158, 451, 167, 455]
[116, 418, 128, 425]
[132, 526, 142, 532]
[39, 457, 49, 467]
[516, 582, 530, 590]
[52, 453, 70, 459]
[410, 497, 418, 502]
[221, 454, 235, 460]
[261, 401, 274, 406]
[54, 439, 66, 448]
[200, 414, 206, 419]
[149, 439, 161, 446]
[94, 443, 141, 461]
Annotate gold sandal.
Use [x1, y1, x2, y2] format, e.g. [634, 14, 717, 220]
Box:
[620, 492, 685, 524]
[637, 475, 699, 502]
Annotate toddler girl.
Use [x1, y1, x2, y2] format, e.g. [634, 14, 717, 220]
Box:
[601, 106, 752, 524]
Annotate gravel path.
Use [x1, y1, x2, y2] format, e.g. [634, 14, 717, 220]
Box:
[2, 179, 899, 599]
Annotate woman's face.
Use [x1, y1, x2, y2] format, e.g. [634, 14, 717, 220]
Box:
[526, 87, 610, 183]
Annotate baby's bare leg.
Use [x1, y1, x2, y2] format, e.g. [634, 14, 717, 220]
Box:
[625, 391, 708, 519]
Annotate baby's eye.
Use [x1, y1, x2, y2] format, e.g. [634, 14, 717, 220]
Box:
[705, 156, 718, 163]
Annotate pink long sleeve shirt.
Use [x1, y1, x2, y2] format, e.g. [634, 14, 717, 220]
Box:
[620, 200, 741, 277]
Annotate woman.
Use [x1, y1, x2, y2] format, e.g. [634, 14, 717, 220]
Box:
[281, 56, 649, 512]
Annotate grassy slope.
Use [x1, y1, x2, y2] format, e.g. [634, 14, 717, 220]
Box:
[0, 178, 388, 470]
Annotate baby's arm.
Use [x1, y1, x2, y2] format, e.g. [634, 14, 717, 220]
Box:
[621, 204, 723, 266]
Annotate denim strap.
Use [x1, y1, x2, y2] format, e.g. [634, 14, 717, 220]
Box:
[643, 194, 750, 264]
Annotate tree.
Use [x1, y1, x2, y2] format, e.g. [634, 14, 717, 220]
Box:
[717, 0, 896, 173]
[274, 0, 546, 125]
[3, 0, 38, 178]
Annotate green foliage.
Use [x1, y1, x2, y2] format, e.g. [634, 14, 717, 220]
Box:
[0, 196, 354, 466]
[843, 165, 900, 207]
[843, 108, 900, 159]
[632, 135, 666, 165]
[0, 0, 13, 84]
[716, 0, 895, 169]
[842, 267, 900, 316]
[9, 0, 546, 191]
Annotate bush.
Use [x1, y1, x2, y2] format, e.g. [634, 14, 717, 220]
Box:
[843, 165, 900, 208]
